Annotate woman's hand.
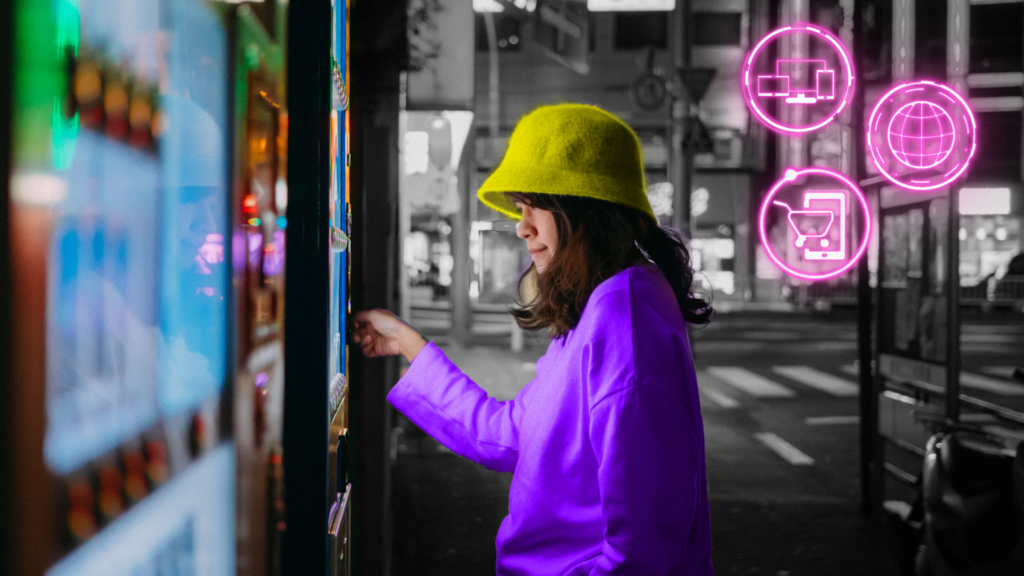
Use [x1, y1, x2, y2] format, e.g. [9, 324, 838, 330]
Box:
[351, 308, 429, 364]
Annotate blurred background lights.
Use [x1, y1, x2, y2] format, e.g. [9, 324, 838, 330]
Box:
[404, 131, 429, 175]
[473, 0, 537, 12]
[691, 187, 709, 217]
[587, 0, 675, 11]
[646, 181, 674, 216]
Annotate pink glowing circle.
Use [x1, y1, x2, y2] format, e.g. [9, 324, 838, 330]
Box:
[867, 81, 976, 191]
[758, 167, 871, 281]
[741, 24, 855, 134]
[887, 101, 956, 169]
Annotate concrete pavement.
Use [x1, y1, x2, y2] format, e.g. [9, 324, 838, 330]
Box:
[390, 309, 1023, 575]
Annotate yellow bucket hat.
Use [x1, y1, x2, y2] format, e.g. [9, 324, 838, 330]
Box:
[477, 103, 657, 224]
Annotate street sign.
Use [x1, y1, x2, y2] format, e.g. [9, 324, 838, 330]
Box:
[630, 72, 667, 111]
[677, 67, 717, 104]
[681, 117, 714, 154]
[530, 0, 590, 75]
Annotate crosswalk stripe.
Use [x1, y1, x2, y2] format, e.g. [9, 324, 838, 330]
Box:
[697, 370, 740, 408]
[805, 415, 860, 426]
[960, 372, 1024, 396]
[702, 389, 740, 409]
[707, 367, 795, 398]
[754, 432, 814, 465]
[773, 366, 859, 397]
[840, 364, 858, 377]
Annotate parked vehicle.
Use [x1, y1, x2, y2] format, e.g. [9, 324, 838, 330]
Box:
[887, 369, 1024, 575]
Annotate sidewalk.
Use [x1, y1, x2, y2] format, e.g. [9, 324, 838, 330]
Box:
[390, 342, 899, 576]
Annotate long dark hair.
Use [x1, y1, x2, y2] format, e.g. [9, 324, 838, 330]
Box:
[506, 192, 714, 340]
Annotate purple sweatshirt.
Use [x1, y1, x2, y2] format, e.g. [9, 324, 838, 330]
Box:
[387, 261, 713, 575]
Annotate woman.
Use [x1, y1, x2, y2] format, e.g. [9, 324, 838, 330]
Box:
[352, 103, 714, 575]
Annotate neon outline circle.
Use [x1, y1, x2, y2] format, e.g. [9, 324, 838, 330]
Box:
[867, 81, 977, 191]
[741, 24, 856, 134]
[886, 101, 956, 169]
[758, 167, 871, 281]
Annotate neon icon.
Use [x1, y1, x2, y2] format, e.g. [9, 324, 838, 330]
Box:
[757, 60, 836, 105]
[773, 190, 847, 260]
[742, 24, 855, 134]
[867, 81, 976, 191]
[758, 168, 870, 281]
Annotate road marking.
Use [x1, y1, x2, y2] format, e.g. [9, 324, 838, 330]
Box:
[707, 367, 796, 398]
[840, 364, 858, 377]
[806, 341, 857, 352]
[754, 432, 815, 465]
[961, 372, 1024, 396]
[962, 333, 1019, 344]
[739, 330, 801, 340]
[702, 389, 740, 409]
[773, 366, 859, 397]
[805, 415, 860, 426]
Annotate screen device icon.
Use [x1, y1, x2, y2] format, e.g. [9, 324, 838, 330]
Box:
[757, 59, 836, 105]
[773, 190, 847, 260]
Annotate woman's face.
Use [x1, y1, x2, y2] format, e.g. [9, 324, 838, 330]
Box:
[514, 201, 557, 273]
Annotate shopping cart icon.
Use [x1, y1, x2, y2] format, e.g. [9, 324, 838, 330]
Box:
[772, 190, 848, 260]
[772, 200, 834, 248]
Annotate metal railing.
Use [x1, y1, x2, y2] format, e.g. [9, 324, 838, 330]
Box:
[961, 276, 1024, 310]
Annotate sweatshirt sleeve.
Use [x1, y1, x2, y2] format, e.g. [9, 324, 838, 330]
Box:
[386, 342, 521, 473]
[588, 384, 701, 575]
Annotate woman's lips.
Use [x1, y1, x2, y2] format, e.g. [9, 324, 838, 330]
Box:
[530, 248, 545, 255]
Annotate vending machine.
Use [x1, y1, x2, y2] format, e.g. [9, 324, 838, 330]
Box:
[3, 0, 236, 574]
[230, 4, 289, 575]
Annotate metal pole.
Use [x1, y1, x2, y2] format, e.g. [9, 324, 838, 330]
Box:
[398, 73, 411, 325]
[850, 0, 876, 519]
[946, 186, 961, 421]
[672, 0, 693, 238]
[484, 12, 500, 165]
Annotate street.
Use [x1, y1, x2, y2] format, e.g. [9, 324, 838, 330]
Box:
[391, 309, 1024, 575]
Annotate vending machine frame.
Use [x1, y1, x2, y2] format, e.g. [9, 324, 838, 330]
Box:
[281, 0, 333, 573]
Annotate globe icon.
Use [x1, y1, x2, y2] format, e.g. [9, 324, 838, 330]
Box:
[887, 101, 956, 169]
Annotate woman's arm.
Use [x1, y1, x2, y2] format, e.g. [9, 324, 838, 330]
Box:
[352, 308, 522, 472]
[395, 317, 429, 365]
[388, 342, 522, 472]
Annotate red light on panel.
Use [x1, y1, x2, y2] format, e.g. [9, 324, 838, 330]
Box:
[146, 441, 169, 486]
[243, 194, 258, 214]
[97, 466, 125, 520]
[123, 450, 149, 503]
[67, 481, 97, 542]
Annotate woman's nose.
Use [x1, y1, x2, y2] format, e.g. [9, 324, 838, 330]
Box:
[516, 220, 532, 239]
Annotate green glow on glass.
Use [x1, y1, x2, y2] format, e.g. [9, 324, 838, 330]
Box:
[15, 0, 62, 167]
[56, 0, 79, 56]
[52, 0, 80, 170]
